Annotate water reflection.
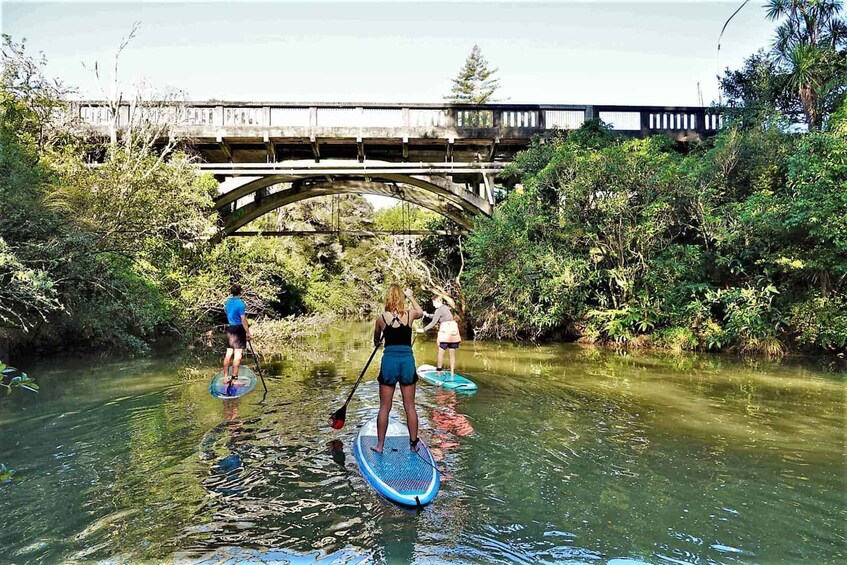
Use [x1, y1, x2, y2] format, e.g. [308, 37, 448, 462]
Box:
[428, 389, 474, 479]
[0, 326, 844, 563]
[328, 439, 345, 467]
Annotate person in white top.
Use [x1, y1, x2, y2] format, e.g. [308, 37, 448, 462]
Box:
[420, 294, 462, 376]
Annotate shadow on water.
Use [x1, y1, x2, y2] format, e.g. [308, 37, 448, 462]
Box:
[0, 323, 844, 563]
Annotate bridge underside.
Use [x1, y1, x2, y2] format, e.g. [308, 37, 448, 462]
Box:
[213, 161, 497, 234]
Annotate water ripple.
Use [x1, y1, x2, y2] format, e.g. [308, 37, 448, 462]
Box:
[0, 335, 844, 563]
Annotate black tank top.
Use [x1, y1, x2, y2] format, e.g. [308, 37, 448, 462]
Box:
[382, 313, 412, 346]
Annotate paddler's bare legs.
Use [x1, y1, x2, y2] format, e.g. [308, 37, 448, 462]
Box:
[372, 382, 419, 453]
[223, 348, 243, 383]
[372, 383, 395, 453]
[436, 346, 455, 378]
[223, 348, 233, 378]
[399, 382, 419, 451]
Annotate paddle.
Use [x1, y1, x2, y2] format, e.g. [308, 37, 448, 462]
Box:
[246, 340, 268, 394]
[328, 340, 382, 430]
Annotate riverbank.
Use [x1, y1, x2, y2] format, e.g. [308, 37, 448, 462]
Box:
[6, 310, 845, 370]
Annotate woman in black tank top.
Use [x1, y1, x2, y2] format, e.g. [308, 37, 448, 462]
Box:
[371, 284, 424, 454]
[381, 312, 413, 346]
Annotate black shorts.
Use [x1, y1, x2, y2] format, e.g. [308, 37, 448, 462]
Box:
[226, 325, 247, 349]
[438, 342, 460, 350]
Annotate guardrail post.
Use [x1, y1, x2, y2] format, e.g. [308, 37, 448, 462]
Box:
[447, 108, 458, 129]
[215, 106, 224, 127]
[262, 106, 271, 127]
[68, 101, 80, 123]
[640, 110, 651, 136]
[694, 108, 707, 136]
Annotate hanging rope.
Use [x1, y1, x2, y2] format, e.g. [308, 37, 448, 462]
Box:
[330, 194, 340, 236]
[401, 199, 411, 257]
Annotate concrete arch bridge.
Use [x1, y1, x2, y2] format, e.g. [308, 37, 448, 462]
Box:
[73, 101, 721, 235]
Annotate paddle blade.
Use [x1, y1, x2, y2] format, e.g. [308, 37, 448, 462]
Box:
[328, 406, 347, 429]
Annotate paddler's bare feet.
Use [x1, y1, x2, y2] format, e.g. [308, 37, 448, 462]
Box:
[370, 445, 384, 454]
[410, 438, 421, 452]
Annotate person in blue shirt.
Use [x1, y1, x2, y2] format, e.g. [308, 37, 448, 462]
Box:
[223, 284, 251, 384]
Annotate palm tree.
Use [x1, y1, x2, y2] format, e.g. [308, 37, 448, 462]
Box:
[765, 0, 847, 129]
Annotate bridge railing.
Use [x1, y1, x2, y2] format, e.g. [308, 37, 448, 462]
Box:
[70, 101, 722, 136]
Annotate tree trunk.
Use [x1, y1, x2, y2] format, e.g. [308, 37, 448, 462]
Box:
[799, 84, 821, 130]
[0, 336, 10, 362]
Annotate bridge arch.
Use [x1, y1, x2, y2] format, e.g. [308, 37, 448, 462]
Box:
[213, 161, 495, 235]
[221, 179, 476, 235]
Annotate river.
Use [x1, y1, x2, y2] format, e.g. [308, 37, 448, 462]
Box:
[0, 324, 844, 563]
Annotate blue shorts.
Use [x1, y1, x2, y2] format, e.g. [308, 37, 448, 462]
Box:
[378, 345, 418, 386]
[438, 342, 460, 350]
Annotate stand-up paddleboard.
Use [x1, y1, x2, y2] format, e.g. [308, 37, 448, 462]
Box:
[353, 416, 440, 507]
[209, 366, 258, 399]
[416, 364, 478, 392]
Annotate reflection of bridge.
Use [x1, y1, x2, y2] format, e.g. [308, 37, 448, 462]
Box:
[75, 101, 722, 233]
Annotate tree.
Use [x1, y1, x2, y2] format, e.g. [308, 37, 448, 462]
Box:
[719, 50, 800, 125]
[766, 0, 847, 129]
[446, 45, 500, 104]
[0, 36, 69, 334]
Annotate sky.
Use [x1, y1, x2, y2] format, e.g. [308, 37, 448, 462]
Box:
[2, 1, 777, 107]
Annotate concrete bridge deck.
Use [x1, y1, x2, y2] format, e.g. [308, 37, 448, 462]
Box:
[73, 101, 722, 164]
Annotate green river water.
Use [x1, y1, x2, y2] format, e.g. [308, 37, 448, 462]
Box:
[0, 324, 844, 564]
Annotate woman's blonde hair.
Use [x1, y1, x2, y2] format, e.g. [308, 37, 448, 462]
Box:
[384, 283, 406, 315]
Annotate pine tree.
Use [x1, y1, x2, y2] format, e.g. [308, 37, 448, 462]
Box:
[446, 45, 500, 104]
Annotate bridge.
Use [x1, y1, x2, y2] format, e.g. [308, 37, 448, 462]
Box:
[74, 101, 722, 234]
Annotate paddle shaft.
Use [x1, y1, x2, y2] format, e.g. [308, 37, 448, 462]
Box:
[341, 340, 382, 409]
[246, 340, 268, 393]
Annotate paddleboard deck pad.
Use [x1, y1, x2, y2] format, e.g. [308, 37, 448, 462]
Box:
[416, 364, 478, 391]
[209, 366, 258, 399]
[353, 416, 440, 507]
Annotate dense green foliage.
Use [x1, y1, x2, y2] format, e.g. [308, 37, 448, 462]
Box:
[463, 108, 847, 354]
[0, 37, 430, 354]
[721, 1, 846, 129]
[459, 3, 847, 353]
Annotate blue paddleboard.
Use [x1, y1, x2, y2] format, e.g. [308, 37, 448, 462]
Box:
[209, 367, 258, 399]
[353, 416, 440, 507]
[416, 364, 478, 392]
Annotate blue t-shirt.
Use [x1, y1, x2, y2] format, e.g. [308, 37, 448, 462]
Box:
[225, 297, 246, 326]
